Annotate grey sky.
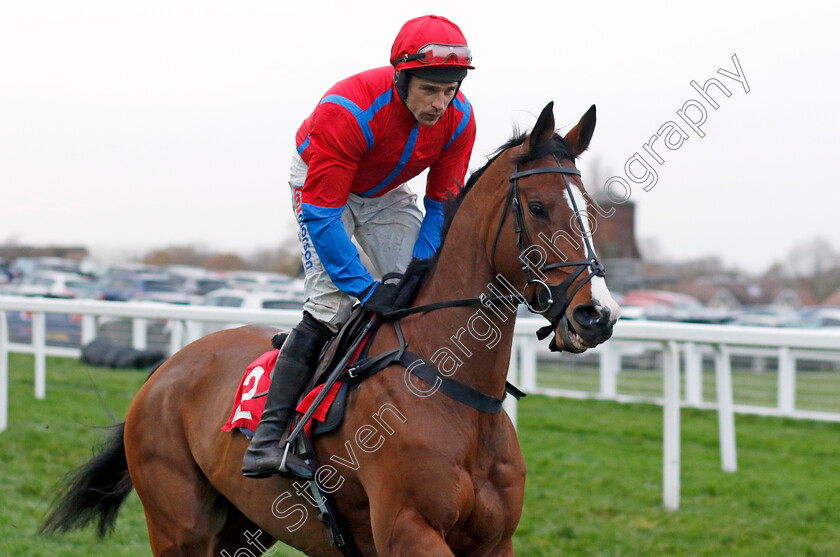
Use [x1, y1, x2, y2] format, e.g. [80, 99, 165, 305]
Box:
[2, 1, 837, 274]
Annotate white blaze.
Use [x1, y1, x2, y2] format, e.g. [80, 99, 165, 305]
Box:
[563, 184, 622, 319]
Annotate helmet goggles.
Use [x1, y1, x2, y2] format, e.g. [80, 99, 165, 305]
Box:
[398, 43, 473, 67]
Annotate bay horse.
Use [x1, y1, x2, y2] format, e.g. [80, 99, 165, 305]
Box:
[43, 102, 619, 556]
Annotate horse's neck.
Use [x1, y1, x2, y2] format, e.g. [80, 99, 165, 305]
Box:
[400, 205, 517, 399]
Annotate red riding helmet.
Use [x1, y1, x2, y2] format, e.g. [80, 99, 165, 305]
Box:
[390, 15, 474, 83]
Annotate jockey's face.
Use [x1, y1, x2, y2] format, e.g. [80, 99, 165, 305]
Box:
[405, 76, 458, 127]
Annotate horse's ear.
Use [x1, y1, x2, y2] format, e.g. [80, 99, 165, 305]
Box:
[564, 104, 597, 158]
[529, 102, 556, 152]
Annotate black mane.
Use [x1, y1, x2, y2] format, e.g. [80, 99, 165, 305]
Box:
[399, 130, 573, 293]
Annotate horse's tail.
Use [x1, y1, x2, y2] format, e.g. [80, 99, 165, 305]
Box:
[41, 421, 134, 538]
[41, 359, 167, 538]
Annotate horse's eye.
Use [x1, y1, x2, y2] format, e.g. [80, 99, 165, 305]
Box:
[528, 202, 548, 219]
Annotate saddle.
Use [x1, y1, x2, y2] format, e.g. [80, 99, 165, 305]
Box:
[224, 262, 527, 439]
[288, 303, 373, 437]
[224, 267, 427, 439]
[220, 305, 371, 439]
[219, 306, 375, 557]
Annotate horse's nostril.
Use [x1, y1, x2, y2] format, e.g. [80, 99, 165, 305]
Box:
[573, 302, 611, 329]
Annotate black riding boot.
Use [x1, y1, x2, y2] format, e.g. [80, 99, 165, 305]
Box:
[241, 314, 332, 479]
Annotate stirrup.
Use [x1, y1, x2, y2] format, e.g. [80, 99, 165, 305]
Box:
[278, 440, 314, 480]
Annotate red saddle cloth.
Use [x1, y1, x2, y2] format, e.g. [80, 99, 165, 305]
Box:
[222, 349, 344, 437]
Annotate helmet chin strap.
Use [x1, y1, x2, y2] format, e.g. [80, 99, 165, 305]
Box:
[393, 70, 463, 120]
[452, 80, 463, 101]
[393, 70, 410, 104]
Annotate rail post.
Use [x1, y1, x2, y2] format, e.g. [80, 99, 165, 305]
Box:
[684, 342, 703, 405]
[505, 348, 518, 430]
[32, 312, 46, 399]
[0, 311, 8, 432]
[662, 340, 681, 510]
[777, 346, 795, 415]
[81, 314, 96, 346]
[168, 319, 184, 355]
[599, 341, 620, 398]
[714, 344, 737, 472]
[132, 317, 148, 351]
[518, 336, 537, 391]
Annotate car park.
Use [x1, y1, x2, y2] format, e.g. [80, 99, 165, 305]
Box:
[11, 271, 102, 299]
[220, 270, 297, 293]
[5, 310, 83, 347]
[0, 258, 14, 283]
[165, 265, 231, 298]
[100, 273, 189, 304]
[183, 277, 230, 297]
[10, 256, 82, 277]
[788, 307, 840, 328]
[200, 288, 304, 335]
[618, 290, 734, 324]
[202, 288, 304, 310]
[728, 305, 800, 328]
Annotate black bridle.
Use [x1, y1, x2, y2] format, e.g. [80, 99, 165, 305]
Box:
[382, 157, 606, 345]
[495, 156, 606, 335]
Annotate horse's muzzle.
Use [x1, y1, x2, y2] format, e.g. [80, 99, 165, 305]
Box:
[549, 302, 614, 353]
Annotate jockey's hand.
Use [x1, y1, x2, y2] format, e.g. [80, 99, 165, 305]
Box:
[361, 281, 400, 315]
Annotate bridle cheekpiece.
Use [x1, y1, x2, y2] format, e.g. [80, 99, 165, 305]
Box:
[500, 156, 606, 339]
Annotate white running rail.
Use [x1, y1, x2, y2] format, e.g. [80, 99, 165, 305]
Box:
[2, 296, 840, 511]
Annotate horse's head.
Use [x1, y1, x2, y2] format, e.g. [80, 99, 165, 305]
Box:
[489, 102, 620, 352]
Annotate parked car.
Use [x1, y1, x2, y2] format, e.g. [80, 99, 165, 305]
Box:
[185, 277, 230, 297]
[166, 267, 231, 298]
[100, 273, 190, 304]
[5, 310, 82, 347]
[618, 290, 733, 324]
[11, 271, 102, 299]
[11, 256, 81, 278]
[220, 270, 296, 292]
[0, 258, 14, 283]
[788, 307, 840, 328]
[202, 288, 304, 310]
[200, 288, 304, 335]
[729, 305, 800, 328]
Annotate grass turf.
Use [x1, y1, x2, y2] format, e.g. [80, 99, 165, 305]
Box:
[1, 354, 838, 556]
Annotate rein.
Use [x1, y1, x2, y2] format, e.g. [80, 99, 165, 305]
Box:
[380, 293, 522, 320]
[294, 157, 606, 427]
[384, 156, 606, 342]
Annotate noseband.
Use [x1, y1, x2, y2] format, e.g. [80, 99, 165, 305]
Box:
[381, 157, 607, 346]
[493, 156, 606, 337]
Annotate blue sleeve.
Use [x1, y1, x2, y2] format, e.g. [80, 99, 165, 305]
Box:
[301, 202, 375, 298]
[412, 196, 446, 260]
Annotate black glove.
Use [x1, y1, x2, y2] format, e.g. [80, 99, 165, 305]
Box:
[361, 281, 400, 315]
[391, 260, 428, 310]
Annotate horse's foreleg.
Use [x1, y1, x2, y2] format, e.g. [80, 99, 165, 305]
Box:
[372, 507, 456, 557]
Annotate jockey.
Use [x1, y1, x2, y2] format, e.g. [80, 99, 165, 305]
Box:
[242, 15, 477, 479]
